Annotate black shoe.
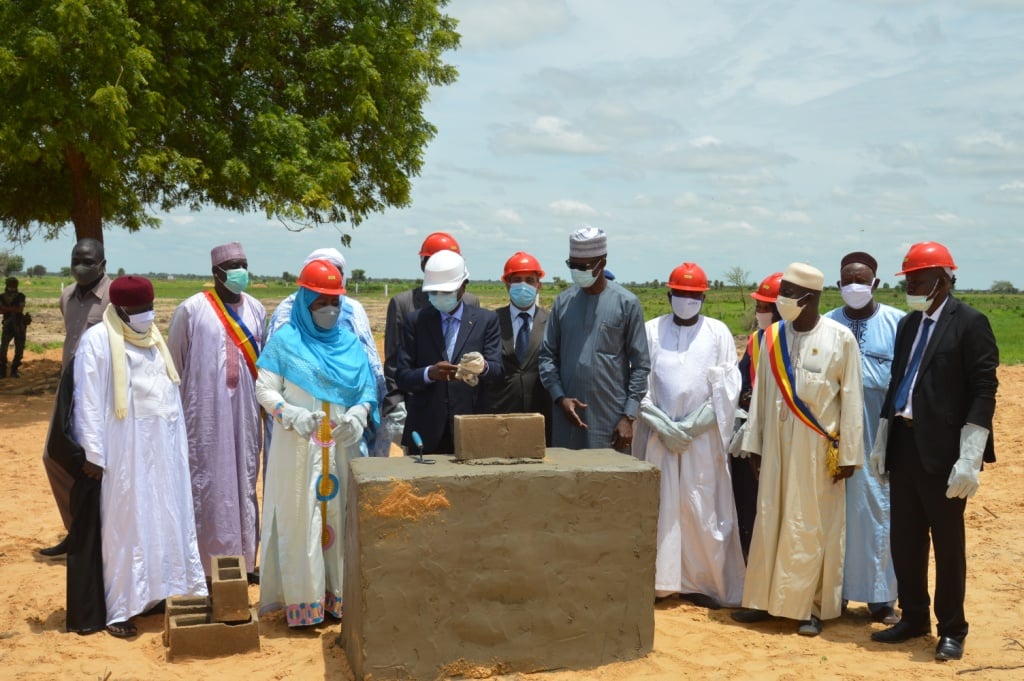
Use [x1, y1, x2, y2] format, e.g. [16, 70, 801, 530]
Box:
[869, 605, 900, 625]
[247, 571, 260, 585]
[39, 536, 70, 557]
[871, 619, 930, 643]
[935, 636, 964, 661]
[731, 608, 771, 623]
[797, 614, 823, 637]
[680, 593, 722, 610]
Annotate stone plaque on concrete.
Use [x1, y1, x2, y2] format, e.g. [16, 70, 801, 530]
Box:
[342, 448, 659, 681]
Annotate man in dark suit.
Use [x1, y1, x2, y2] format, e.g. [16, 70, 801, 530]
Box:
[382, 232, 479, 443]
[484, 252, 553, 444]
[396, 250, 502, 454]
[869, 242, 998, 662]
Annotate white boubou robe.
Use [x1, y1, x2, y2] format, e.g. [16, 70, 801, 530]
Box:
[633, 314, 746, 605]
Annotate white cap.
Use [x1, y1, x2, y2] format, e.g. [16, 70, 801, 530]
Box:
[422, 250, 469, 292]
[782, 262, 824, 291]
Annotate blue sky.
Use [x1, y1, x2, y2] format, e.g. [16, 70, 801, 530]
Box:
[12, 0, 1024, 290]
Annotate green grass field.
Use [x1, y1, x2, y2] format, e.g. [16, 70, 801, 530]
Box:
[15, 276, 1024, 364]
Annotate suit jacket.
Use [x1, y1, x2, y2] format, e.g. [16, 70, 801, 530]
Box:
[482, 305, 553, 444]
[881, 295, 998, 475]
[382, 286, 479, 416]
[395, 301, 502, 453]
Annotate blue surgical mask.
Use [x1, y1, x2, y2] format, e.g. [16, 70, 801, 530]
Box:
[906, 280, 938, 312]
[429, 291, 460, 314]
[221, 267, 249, 294]
[571, 268, 598, 289]
[311, 305, 340, 330]
[509, 282, 538, 309]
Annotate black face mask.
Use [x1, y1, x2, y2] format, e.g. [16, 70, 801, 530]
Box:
[72, 263, 102, 285]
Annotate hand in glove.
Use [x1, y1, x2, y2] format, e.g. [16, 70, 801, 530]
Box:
[385, 402, 407, 445]
[281, 404, 326, 439]
[728, 409, 748, 457]
[678, 401, 717, 440]
[946, 423, 988, 499]
[331, 405, 369, 447]
[868, 420, 889, 478]
[454, 351, 486, 386]
[640, 402, 691, 455]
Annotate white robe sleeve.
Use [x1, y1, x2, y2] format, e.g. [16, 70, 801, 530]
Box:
[72, 329, 111, 470]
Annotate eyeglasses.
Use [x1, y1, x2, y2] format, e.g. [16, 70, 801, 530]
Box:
[565, 259, 600, 271]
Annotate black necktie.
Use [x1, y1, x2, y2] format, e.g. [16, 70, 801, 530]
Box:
[893, 317, 934, 412]
[515, 312, 531, 364]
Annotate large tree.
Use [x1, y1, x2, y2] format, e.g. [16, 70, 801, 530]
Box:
[0, 0, 459, 244]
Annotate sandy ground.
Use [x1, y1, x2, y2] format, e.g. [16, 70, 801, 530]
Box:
[2, 342, 1023, 680]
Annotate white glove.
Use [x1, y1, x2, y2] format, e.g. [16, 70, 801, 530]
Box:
[869, 420, 889, 478]
[331, 405, 369, 447]
[728, 409, 748, 457]
[640, 402, 692, 455]
[454, 351, 486, 386]
[946, 423, 988, 499]
[281, 404, 326, 439]
[678, 401, 717, 440]
[385, 402, 407, 444]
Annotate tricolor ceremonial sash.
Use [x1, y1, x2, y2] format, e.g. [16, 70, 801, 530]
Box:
[764, 321, 840, 477]
[746, 330, 764, 387]
[204, 290, 260, 380]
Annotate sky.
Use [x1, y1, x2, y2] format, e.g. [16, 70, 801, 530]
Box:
[11, 0, 1024, 290]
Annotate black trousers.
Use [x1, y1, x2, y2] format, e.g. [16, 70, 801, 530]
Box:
[888, 419, 968, 639]
[730, 456, 758, 561]
[0, 323, 25, 371]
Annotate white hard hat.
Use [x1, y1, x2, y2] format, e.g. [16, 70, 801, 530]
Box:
[422, 250, 469, 292]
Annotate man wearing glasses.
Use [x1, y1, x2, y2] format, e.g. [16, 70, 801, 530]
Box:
[538, 226, 650, 453]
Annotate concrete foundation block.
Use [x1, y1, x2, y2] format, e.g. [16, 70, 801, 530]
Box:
[166, 606, 260, 660]
[163, 595, 210, 647]
[342, 448, 659, 681]
[453, 413, 546, 460]
[211, 554, 249, 623]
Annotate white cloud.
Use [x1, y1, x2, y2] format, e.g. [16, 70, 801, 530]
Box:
[549, 199, 598, 217]
[646, 137, 795, 174]
[495, 208, 523, 224]
[451, 0, 574, 51]
[779, 210, 812, 224]
[492, 116, 606, 155]
[980, 179, 1024, 204]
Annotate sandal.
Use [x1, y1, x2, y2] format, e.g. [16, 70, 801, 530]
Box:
[106, 620, 138, 639]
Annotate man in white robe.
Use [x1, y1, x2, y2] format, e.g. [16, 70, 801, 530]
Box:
[732, 262, 864, 637]
[73, 276, 206, 637]
[634, 263, 745, 608]
[168, 242, 266, 578]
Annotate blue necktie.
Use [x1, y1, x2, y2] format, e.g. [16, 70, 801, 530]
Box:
[515, 311, 531, 365]
[444, 315, 459, 361]
[893, 317, 934, 412]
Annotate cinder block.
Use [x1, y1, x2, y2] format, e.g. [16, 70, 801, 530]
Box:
[453, 413, 546, 460]
[342, 448, 659, 681]
[211, 555, 249, 623]
[163, 595, 210, 647]
[166, 607, 260, 660]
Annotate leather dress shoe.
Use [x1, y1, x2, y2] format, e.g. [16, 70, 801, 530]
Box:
[680, 592, 722, 610]
[871, 619, 930, 643]
[935, 636, 964, 661]
[731, 608, 771, 623]
[797, 615, 823, 637]
[39, 536, 70, 557]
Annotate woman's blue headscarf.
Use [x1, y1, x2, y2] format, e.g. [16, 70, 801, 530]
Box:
[258, 286, 378, 425]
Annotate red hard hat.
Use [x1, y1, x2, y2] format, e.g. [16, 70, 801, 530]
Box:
[895, 241, 957, 275]
[419, 232, 462, 257]
[502, 251, 545, 282]
[297, 259, 345, 295]
[666, 262, 709, 292]
[750, 272, 784, 302]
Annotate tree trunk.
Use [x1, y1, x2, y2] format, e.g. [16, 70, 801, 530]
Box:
[65, 147, 104, 243]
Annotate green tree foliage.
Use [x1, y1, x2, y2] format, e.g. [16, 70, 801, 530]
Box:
[0, 0, 460, 244]
[349, 268, 367, 282]
[30, 264, 47, 276]
[724, 266, 752, 310]
[990, 280, 1018, 294]
[0, 250, 25, 275]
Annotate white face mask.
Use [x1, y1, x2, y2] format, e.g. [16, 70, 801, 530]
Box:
[311, 304, 340, 330]
[774, 294, 808, 322]
[571, 267, 599, 289]
[670, 296, 703, 321]
[905, 280, 938, 312]
[125, 309, 155, 334]
[755, 311, 775, 330]
[840, 282, 874, 310]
